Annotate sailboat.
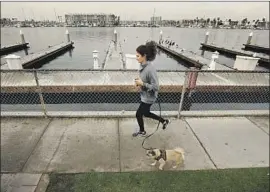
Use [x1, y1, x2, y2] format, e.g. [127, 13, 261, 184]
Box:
[150, 8, 160, 28]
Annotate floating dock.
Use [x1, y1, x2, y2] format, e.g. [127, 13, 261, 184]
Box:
[157, 43, 233, 70]
[201, 43, 270, 69]
[103, 41, 125, 69]
[1, 42, 74, 69]
[243, 44, 270, 55]
[157, 44, 203, 69]
[0, 43, 29, 56]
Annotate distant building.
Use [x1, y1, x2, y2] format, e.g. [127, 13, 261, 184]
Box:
[150, 16, 162, 26]
[65, 13, 117, 26]
[119, 20, 149, 26]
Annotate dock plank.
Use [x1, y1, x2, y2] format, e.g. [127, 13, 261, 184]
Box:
[1, 42, 74, 69]
[157, 44, 203, 68]
[21, 42, 73, 67]
[196, 73, 236, 86]
[201, 43, 270, 63]
[1, 71, 268, 91]
[196, 72, 269, 86]
[0, 71, 36, 87]
[35, 71, 184, 86]
[103, 42, 124, 69]
[157, 43, 233, 70]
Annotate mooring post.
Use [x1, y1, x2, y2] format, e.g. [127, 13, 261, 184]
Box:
[209, 51, 219, 70]
[4, 54, 23, 69]
[204, 31, 209, 44]
[66, 29, 71, 43]
[159, 30, 163, 44]
[246, 32, 253, 45]
[201, 31, 209, 56]
[20, 30, 26, 44]
[93, 50, 99, 69]
[114, 29, 117, 44]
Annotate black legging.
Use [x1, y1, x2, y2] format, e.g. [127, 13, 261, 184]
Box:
[136, 102, 165, 132]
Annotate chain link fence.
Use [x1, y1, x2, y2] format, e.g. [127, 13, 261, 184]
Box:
[179, 70, 269, 113]
[1, 70, 45, 115]
[1, 69, 269, 117]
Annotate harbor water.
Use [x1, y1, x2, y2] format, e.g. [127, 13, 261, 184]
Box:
[1, 27, 269, 71]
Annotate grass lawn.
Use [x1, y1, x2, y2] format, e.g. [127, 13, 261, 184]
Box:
[46, 167, 269, 192]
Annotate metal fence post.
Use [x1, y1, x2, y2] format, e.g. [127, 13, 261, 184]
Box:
[177, 71, 189, 118]
[34, 70, 47, 117]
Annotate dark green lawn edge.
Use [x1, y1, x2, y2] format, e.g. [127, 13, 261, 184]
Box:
[46, 167, 270, 192]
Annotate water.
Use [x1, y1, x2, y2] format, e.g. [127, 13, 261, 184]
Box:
[1, 27, 269, 70]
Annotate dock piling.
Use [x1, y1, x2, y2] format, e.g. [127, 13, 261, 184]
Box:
[20, 30, 26, 44]
[93, 50, 99, 69]
[204, 31, 209, 44]
[66, 29, 71, 43]
[114, 29, 117, 44]
[159, 30, 163, 44]
[4, 54, 23, 69]
[246, 32, 253, 45]
[209, 51, 219, 70]
[201, 31, 210, 56]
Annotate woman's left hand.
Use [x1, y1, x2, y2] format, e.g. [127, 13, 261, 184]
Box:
[135, 77, 144, 87]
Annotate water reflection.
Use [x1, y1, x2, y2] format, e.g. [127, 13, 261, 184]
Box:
[24, 48, 29, 56]
[68, 49, 73, 58]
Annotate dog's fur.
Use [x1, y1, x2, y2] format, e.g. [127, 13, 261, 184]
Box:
[146, 147, 185, 170]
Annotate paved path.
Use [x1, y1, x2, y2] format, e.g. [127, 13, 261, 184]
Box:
[1, 116, 269, 191]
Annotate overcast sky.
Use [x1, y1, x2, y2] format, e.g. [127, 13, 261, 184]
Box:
[1, 1, 269, 21]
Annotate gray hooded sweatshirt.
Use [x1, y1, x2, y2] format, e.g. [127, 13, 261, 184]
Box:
[139, 62, 159, 104]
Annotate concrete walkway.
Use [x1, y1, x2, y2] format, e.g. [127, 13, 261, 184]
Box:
[1, 116, 269, 191]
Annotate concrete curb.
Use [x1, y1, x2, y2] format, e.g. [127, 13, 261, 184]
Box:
[35, 174, 49, 192]
[179, 110, 269, 117]
[1, 110, 269, 118]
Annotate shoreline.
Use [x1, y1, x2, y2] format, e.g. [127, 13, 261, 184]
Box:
[1, 26, 269, 31]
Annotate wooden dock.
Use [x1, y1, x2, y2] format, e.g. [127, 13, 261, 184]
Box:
[243, 44, 270, 55]
[103, 41, 125, 69]
[157, 44, 203, 69]
[201, 43, 270, 69]
[157, 43, 233, 70]
[0, 43, 29, 56]
[1, 42, 74, 69]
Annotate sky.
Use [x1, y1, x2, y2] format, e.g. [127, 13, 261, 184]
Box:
[1, 1, 269, 21]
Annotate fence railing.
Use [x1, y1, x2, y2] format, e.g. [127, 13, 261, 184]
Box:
[1, 69, 269, 117]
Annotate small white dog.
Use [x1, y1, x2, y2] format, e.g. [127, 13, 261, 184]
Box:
[146, 147, 185, 170]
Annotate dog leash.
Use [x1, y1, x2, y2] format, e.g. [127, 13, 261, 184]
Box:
[141, 100, 162, 150]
